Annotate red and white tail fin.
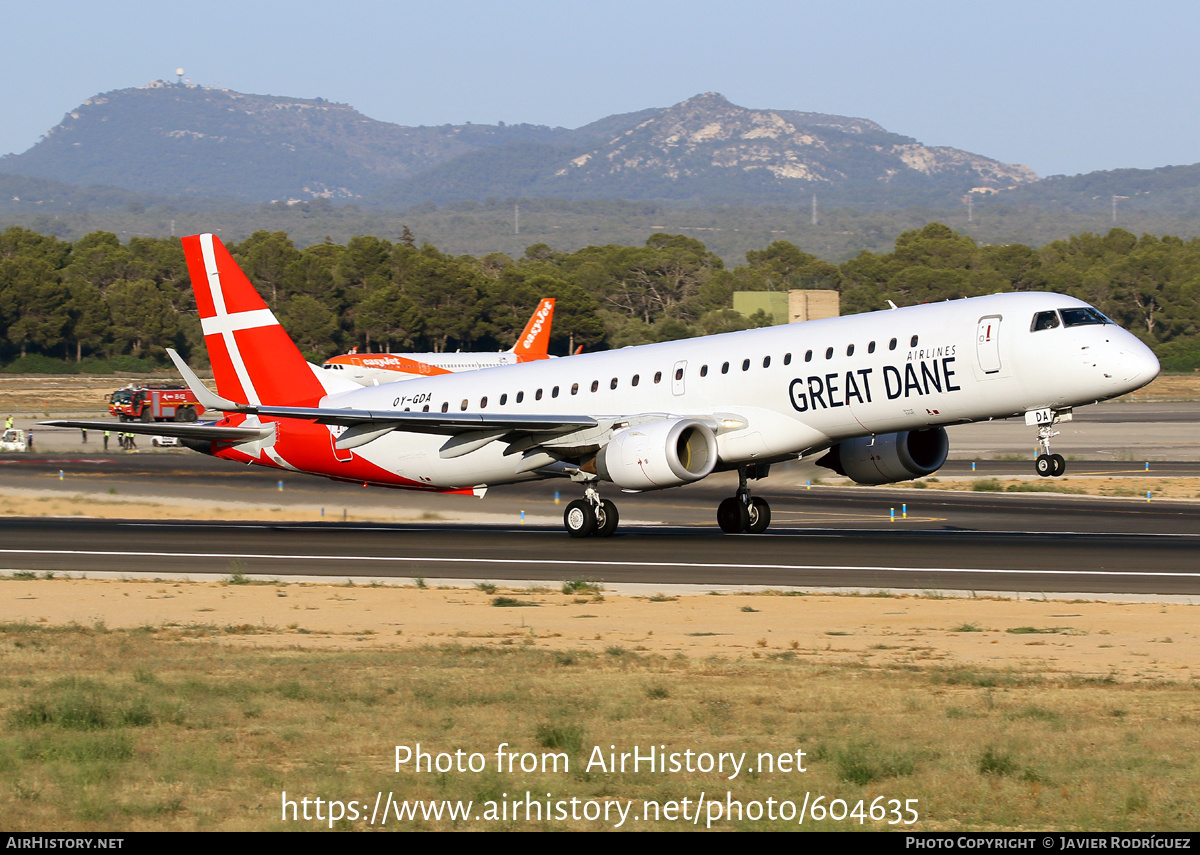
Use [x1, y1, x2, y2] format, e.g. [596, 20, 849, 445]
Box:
[510, 297, 555, 361]
[182, 234, 327, 407]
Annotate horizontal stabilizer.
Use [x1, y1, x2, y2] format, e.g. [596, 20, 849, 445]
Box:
[41, 419, 272, 442]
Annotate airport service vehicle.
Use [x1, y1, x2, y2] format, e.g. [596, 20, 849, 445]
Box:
[322, 298, 556, 386]
[108, 385, 206, 422]
[0, 429, 27, 452]
[151, 435, 181, 447]
[49, 234, 1160, 537]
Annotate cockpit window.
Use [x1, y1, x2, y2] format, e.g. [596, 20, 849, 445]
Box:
[1060, 307, 1110, 327]
[1031, 311, 1060, 332]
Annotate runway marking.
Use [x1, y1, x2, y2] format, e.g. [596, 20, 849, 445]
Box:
[771, 514, 947, 524]
[3, 548, 1199, 579]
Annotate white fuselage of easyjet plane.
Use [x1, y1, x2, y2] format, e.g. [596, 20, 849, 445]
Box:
[326, 349, 534, 385]
[322, 297, 556, 385]
[297, 292, 1158, 491]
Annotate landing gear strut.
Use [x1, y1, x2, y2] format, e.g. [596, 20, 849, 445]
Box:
[717, 465, 772, 534]
[1034, 421, 1066, 477]
[564, 484, 619, 538]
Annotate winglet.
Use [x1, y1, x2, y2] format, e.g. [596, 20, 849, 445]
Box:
[167, 348, 254, 413]
[510, 298, 555, 360]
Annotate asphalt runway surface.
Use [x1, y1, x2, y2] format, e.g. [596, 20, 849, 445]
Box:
[2, 452, 1198, 597]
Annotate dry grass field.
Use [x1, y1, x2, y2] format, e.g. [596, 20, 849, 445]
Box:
[1, 577, 1198, 832]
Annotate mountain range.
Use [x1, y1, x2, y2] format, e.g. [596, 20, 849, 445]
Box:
[0, 82, 1038, 207]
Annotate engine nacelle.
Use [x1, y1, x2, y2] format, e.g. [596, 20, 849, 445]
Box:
[817, 427, 949, 485]
[596, 418, 718, 491]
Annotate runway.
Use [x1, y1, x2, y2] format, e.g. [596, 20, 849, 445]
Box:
[1, 454, 1198, 594]
[5, 397, 1200, 600]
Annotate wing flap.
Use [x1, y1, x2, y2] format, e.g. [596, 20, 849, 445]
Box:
[256, 405, 597, 436]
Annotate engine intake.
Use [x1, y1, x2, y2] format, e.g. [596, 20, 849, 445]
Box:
[817, 427, 949, 485]
[596, 418, 718, 490]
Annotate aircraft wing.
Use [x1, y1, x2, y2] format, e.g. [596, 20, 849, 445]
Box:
[256, 405, 595, 435]
[41, 419, 272, 442]
[164, 346, 601, 452]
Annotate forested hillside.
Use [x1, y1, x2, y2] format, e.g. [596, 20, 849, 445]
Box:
[1, 223, 1196, 375]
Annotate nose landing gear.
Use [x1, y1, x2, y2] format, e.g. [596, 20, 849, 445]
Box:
[1030, 409, 1070, 477]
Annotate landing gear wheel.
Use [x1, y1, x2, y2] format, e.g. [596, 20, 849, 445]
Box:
[1051, 454, 1066, 477]
[594, 499, 619, 537]
[1035, 454, 1054, 477]
[746, 497, 772, 534]
[717, 497, 749, 533]
[564, 500, 596, 538]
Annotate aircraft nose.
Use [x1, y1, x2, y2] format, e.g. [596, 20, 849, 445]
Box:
[1117, 334, 1160, 388]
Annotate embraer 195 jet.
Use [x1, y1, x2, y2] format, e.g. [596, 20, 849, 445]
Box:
[48, 234, 1160, 537]
[321, 297, 556, 386]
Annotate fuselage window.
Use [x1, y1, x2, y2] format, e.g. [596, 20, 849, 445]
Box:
[846, 344, 854, 357]
[571, 383, 579, 396]
[460, 399, 468, 411]
[910, 335, 919, 347]
[654, 371, 662, 384]
[700, 365, 708, 377]
[632, 374, 640, 386]
[741, 359, 750, 372]
[441, 402, 448, 413]
[535, 388, 543, 401]
[868, 341, 876, 354]
[422, 404, 430, 413]
[611, 377, 619, 390]
[675, 368, 684, 381]
[804, 350, 813, 362]
[825, 347, 833, 360]
[480, 396, 487, 408]
[591, 380, 599, 393]
[500, 394, 508, 405]
[784, 353, 792, 365]
[762, 355, 771, 368]
[516, 391, 524, 403]
[889, 338, 897, 351]
[721, 362, 730, 374]
[552, 386, 559, 398]
[1031, 311, 1060, 331]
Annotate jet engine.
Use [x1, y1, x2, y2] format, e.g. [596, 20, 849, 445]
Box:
[596, 418, 718, 490]
[816, 427, 949, 485]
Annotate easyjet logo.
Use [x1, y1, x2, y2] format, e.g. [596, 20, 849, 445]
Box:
[522, 303, 553, 349]
[362, 357, 404, 368]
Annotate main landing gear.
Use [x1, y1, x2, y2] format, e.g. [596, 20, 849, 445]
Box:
[1034, 419, 1066, 477]
[564, 484, 619, 538]
[561, 464, 774, 537]
[717, 465, 772, 534]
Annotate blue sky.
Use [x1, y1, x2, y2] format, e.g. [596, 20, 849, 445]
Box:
[4, 0, 1198, 178]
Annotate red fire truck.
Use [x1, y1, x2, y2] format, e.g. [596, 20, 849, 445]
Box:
[108, 384, 206, 422]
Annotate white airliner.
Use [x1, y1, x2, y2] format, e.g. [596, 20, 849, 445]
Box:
[48, 234, 1160, 537]
[321, 297, 556, 386]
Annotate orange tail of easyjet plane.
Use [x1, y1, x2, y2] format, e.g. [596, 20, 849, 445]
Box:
[510, 297, 555, 361]
[181, 234, 327, 408]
